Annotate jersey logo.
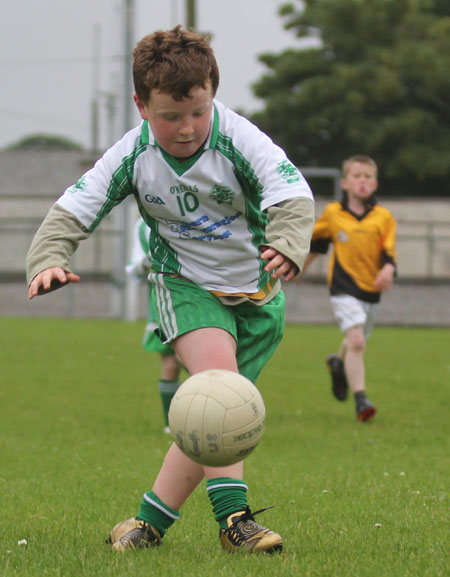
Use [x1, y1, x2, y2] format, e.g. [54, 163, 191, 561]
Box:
[67, 176, 87, 193]
[209, 184, 235, 205]
[338, 230, 349, 242]
[276, 160, 301, 183]
[144, 194, 166, 205]
[161, 211, 242, 241]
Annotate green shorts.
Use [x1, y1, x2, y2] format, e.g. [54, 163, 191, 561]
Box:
[149, 273, 285, 383]
[142, 289, 175, 356]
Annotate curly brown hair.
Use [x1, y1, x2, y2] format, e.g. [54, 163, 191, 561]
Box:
[132, 25, 219, 103]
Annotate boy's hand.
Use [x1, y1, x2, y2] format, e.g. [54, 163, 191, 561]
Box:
[28, 267, 80, 300]
[260, 246, 299, 282]
[373, 263, 395, 292]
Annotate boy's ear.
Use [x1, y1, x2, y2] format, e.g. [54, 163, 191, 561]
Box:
[134, 93, 148, 120]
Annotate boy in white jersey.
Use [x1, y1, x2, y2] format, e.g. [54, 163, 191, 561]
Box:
[27, 26, 315, 553]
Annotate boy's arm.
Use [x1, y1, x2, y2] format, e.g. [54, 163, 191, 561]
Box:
[374, 262, 395, 291]
[302, 251, 320, 272]
[381, 213, 397, 269]
[26, 204, 90, 292]
[374, 212, 397, 292]
[295, 252, 320, 284]
[262, 197, 315, 280]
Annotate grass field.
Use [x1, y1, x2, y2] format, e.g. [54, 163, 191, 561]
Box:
[0, 317, 448, 577]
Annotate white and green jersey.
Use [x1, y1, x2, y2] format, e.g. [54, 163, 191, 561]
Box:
[57, 100, 313, 295]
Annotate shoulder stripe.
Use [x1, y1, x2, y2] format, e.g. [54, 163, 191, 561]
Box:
[89, 141, 148, 231]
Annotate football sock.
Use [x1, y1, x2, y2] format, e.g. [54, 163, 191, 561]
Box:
[354, 391, 368, 404]
[158, 380, 180, 426]
[137, 491, 180, 537]
[207, 477, 248, 529]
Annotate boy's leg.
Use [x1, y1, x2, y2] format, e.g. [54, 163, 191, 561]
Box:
[343, 325, 366, 394]
[109, 327, 281, 552]
[156, 281, 282, 551]
[344, 325, 376, 421]
[109, 278, 282, 552]
[205, 294, 283, 552]
[326, 352, 349, 401]
[330, 296, 377, 421]
[207, 478, 282, 553]
[152, 326, 243, 509]
[172, 326, 239, 374]
[144, 434, 282, 553]
[107, 443, 203, 551]
[142, 310, 181, 431]
[171, 325, 282, 551]
[159, 353, 180, 432]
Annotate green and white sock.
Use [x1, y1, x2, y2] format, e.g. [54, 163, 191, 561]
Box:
[159, 380, 180, 426]
[137, 491, 180, 537]
[206, 477, 248, 530]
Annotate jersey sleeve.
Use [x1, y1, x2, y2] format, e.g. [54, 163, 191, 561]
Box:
[309, 204, 333, 254]
[215, 102, 313, 211]
[26, 204, 90, 286]
[380, 211, 397, 268]
[265, 197, 315, 271]
[56, 126, 143, 232]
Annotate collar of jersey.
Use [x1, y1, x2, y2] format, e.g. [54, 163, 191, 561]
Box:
[340, 200, 374, 221]
[140, 103, 220, 176]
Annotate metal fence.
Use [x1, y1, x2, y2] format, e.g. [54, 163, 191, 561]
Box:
[2, 197, 450, 278]
[1, 192, 449, 322]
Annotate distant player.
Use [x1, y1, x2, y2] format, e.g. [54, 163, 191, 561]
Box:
[26, 26, 314, 553]
[126, 217, 182, 433]
[300, 155, 396, 422]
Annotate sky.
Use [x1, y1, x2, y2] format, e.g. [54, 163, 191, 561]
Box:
[0, 0, 310, 151]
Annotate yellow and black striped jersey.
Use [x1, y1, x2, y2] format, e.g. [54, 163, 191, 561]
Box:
[310, 201, 397, 303]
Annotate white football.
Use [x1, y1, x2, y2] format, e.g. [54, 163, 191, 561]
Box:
[168, 369, 266, 467]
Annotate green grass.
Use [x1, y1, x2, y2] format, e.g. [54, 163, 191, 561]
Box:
[0, 317, 448, 577]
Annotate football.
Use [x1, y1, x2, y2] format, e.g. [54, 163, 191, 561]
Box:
[168, 369, 266, 467]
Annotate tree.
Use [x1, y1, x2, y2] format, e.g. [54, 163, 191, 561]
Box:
[7, 134, 83, 151]
[250, 0, 450, 195]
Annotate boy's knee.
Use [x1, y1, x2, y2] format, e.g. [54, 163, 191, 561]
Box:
[346, 327, 366, 352]
[161, 354, 181, 380]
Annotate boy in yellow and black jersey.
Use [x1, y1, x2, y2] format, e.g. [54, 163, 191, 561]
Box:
[300, 155, 397, 422]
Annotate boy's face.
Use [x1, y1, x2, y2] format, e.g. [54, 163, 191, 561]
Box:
[341, 162, 378, 201]
[134, 82, 214, 158]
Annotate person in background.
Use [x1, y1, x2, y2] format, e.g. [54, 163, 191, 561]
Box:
[299, 155, 396, 422]
[126, 217, 182, 433]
